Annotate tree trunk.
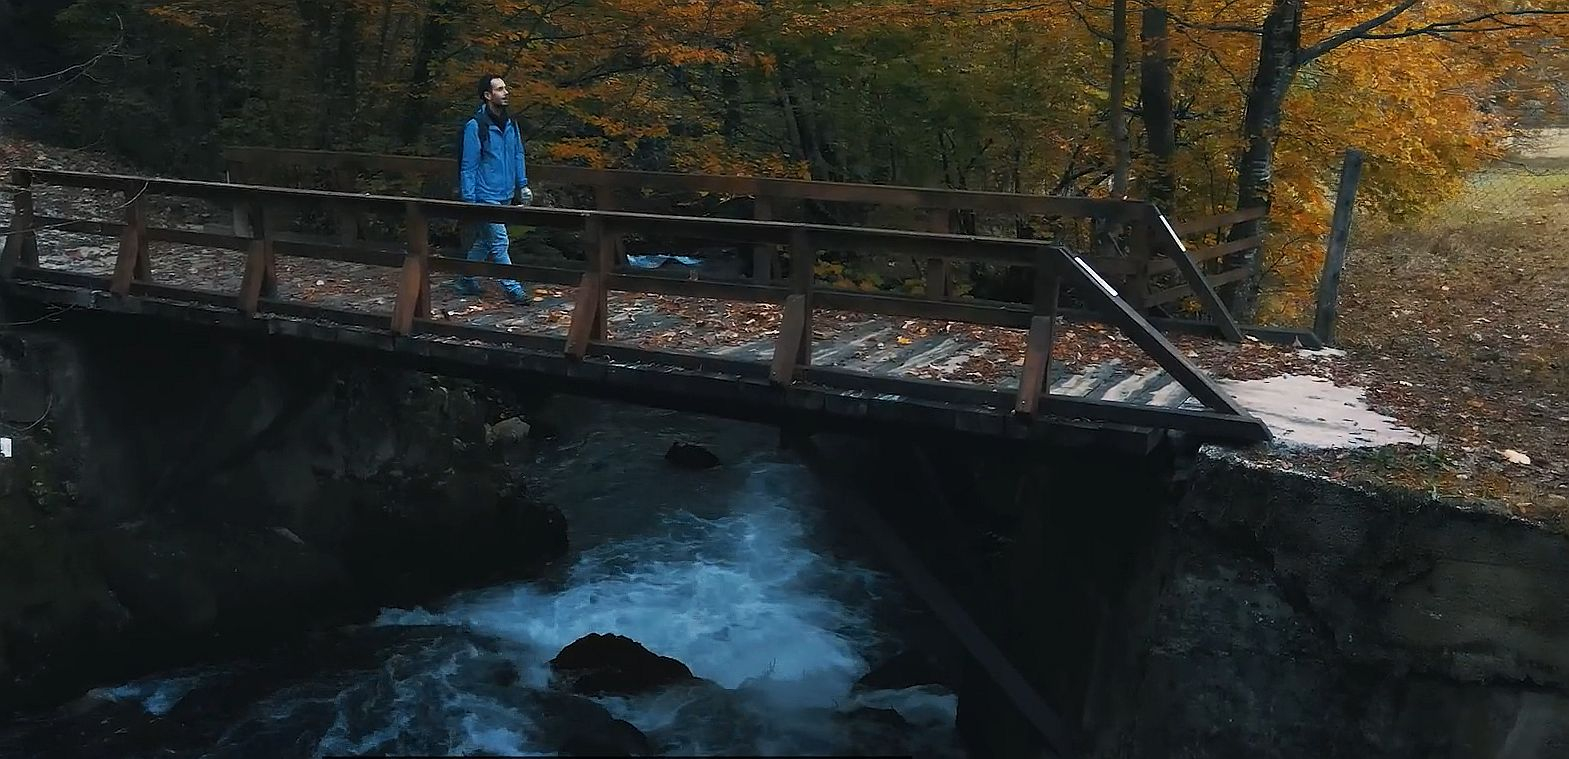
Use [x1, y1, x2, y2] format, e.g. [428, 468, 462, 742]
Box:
[1110, 0, 1131, 198]
[1225, 0, 1303, 319]
[1138, 6, 1176, 211]
[373, 0, 395, 82]
[329, 4, 360, 150]
[400, 0, 455, 148]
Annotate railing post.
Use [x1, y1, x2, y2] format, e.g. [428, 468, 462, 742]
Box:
[227, 161, 253, 238]
[770, 229, 815, 385]
[566, 215, 612, 358]
[329, 167, 360, 245]
[1014, 251, 1060, 416]
[110, 191, 148, 295]
[1125, 209, 1152, 311]
[924, 208, 949, 298]
[1, 169, 38, 273]
[752, 195, 775, 282]
[237, 201, 277, 315]
[593, 183, 626, 268]
[392, 202, 430, 334]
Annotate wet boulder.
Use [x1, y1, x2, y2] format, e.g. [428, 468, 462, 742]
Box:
[532, 691, 654, 757]
[549, 633, 697, 696]
[485, 417, 532, 447]
[854, 650, 952, 692]
[664, 442, 720, 470]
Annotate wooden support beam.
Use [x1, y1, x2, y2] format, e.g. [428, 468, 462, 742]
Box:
[566, 217, 609, 358]
[1, 169, 36, 273]
[1014, 258, 1060, 416]
[1148, 208, 1244, 342]
[1170, 206, 1267, 236]
[110, 194, 147, 295]
[1148, 235, 1262, 273]
[592, 229, 616, 342]
[593, 184, 626, 268]
[792, 438, 1075, 758]
[392, 202, 430, 334]
[1055, 250, 1260, 432]
[1124, 213, 1151, 310]
[227, 163, 253, 239]
[236, 202, 276, 315]
[769, 229, 815, 384]
[924, 208, 949, 298]
[752, 195, 775, 282]
[328, 167, 361, 245]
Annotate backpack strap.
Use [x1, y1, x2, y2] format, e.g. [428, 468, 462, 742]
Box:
[468, 114, 516, 157]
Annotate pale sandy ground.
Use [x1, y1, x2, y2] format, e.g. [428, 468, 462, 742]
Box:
[1218, 372, 1429, 450]
[1511, 127, 1569, 159]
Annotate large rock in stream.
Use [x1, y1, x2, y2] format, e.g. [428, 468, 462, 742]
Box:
[0, 315, 569, 714]
[549, 633, 698, 696]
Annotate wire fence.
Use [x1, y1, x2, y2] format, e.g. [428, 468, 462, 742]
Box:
[1439, 127, 1569, 226]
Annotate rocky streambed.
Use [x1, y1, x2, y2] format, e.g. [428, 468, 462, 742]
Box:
[4, 302, 1569, 758]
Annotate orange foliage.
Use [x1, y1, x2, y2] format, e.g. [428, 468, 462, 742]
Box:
[94, 0, 1569, 317]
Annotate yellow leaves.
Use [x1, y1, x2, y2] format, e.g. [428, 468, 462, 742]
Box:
[146, 4, 215, 32]
[543, 140, 610, 167]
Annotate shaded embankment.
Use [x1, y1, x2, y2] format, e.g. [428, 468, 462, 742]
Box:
[0, 308, 567, 714]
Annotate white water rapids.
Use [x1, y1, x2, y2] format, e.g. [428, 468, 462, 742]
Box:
[18, 400, 964, 757]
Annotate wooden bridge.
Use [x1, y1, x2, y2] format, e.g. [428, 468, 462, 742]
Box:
[0, 151, 1302, 450]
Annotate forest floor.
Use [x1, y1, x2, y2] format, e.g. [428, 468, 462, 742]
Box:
[1241, 129, 1569, 525]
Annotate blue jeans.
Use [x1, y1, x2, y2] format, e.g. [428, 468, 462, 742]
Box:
[456, 221, 525, 297]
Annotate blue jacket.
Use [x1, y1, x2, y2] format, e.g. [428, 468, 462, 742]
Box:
[459, 106, 528, 205]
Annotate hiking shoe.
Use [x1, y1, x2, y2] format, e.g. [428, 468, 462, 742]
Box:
[504, 288, 529, 305]
[454, 279, 484, 297]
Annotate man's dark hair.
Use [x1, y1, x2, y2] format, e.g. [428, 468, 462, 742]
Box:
[477, 74, 502, 100]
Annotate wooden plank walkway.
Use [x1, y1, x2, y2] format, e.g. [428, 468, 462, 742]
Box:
[1, 168, 1272, 448]
[23, 223, 1213, 411]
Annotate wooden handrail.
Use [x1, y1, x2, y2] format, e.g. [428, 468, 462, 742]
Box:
[218, 146, 1267, 325]
[1169, 206, 1267, 237]
[16, 168, 1121, 268]
[222, 146, 1145, 221]
[1146, 209, 1244, 341]
[7, 165, 1265, 431]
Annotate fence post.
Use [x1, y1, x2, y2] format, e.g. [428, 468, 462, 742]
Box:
[1312, 148, 1365, 345]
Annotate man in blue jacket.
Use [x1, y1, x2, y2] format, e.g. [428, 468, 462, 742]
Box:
[456, 74, 533, 302]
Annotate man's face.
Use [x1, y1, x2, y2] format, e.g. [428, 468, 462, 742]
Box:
[484, 78, 509, 109]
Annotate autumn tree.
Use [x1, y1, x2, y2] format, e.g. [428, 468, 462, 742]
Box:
[9, 0, 1566, 318]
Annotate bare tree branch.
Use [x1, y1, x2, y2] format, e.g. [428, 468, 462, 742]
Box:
[1357, 8, 1569, 40]
[2, 15, 127, 110]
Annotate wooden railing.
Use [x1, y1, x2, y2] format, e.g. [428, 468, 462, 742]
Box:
[1, 167, 1270, 441]
[219, 146, 1257, 334]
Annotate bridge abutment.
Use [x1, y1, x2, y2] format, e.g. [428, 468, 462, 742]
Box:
[0, 304, 568, 714]
[809, 432, 1569, 758]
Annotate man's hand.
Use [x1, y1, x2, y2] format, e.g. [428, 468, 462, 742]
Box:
[517, 187, 534, 206]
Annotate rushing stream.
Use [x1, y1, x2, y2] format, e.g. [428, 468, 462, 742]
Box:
[1, 399, 965, 758]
